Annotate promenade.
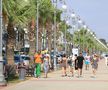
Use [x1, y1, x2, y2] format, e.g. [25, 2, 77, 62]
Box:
[1, 59, 108, 90]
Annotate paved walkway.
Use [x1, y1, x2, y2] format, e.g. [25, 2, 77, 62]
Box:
[1, 59, 108, 90]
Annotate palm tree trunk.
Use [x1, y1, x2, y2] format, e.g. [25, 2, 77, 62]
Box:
[47, 31, 51, 51]
[46, 22, 52, 51]
[29, 40, 35, 53]
[7, 20, 15, 65]
[38, 25, 43, 51]
[29, 19, 36, 54]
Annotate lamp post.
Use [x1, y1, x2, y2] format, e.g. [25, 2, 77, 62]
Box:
[41, 33, 44, 50]
[77, 26, 80, 53]
[85, 28, 90, 52]
[78, 18, 82, 52]
[72, 25, 75, 48]
[83, 24, 87, 52]
[90, 31, 94, 53]
[71, 12, 76, 48]
[64, 20, 69, 53]
[36, 0, 39, 52]
[53, 0, 57, 70]
[0, 0, 6, 85]
[71, 12, 76, 19]
[24, 28, 29, 52]
[93, 35, 96, 53]
[62, 3, 67, 53]
[14, 27, 17, 50]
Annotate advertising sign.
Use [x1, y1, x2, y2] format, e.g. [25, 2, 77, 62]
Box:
[72, 48, 79, 55]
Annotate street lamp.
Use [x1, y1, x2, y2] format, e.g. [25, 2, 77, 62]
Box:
[62, 3, 67, 53]
[77, 29, 80, 52]
[0, 0, 6, 86]
[77, 18, 82, 53]
[78, 19, 82, 24]
[24, 28, 28, 34]
[64, 20, 69, 54]
[62, 4, 67, 10]
[41, 34, 44, 50]
[83, 25, 87, 29]
[24, 28, 29, 48]
[72, 25, 75, 48]
[87, 28, 90, 32]
[94, 36, 97, 53]
[36, 0, 39, 52]
[53, 0, 57, 70]
[71, 13, 76, 19]
[71, 12, 76, 48]
[83, 24, 87, 52]
[24, 28, 27, 53]
[14, 27, 17, 50]
[90, 31, 93, 35]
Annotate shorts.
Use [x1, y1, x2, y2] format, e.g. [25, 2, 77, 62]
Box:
[70, 63, 75, 68]
[77, 64, 83, 69]
[44, 64, 49, 73]
[61, 62, 66, 68]
[85, 60, 90, 65]
[92, 64, 98, 69]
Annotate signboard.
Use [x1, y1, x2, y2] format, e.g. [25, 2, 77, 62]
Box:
[72, 48, 79, 56]
[25, 44, 30, 48]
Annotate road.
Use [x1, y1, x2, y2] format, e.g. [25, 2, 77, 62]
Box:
[1, 59, 108, 90]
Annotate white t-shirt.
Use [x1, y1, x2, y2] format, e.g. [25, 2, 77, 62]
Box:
[85, 55, 91, 62]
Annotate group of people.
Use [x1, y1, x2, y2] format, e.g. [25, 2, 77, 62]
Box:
[2, 50, 103, 83]
[33, 51, 100, 78]
[34, 51, 51, 78]
[61, 52, 99, 78]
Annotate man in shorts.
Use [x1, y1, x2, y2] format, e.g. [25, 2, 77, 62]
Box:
[77, 53, 84, 77]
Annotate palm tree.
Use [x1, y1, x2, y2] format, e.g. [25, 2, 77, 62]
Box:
[3, 0, 33, 64]
[27, 0, 62, 53]
[2, 0, 64, 64]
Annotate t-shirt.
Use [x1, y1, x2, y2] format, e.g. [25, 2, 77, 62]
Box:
[34, 54, 42, 63]
[85, 55, 91, 62]
[77, 56, 84, 65]
[92, 57, 99, 66]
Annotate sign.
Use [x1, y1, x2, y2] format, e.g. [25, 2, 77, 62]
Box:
[25, 44, 30, 48]
[72, 48, 79, 56]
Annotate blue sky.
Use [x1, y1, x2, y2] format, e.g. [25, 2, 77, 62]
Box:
[65, 0, 108, 42]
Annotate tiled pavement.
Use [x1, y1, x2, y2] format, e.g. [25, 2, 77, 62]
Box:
[1, 59, 108, 90]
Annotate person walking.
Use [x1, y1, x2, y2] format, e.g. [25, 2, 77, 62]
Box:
[67, 55, 72, 77]
[67, 54, 76, 77]
[91, 54, 99, 78]
[85, 53, 91, 70]
[74, 54, 78, 76]
[74, 54, 78, 70]
[43, 54, 51, 78]
[34, 51, 42, 78]
[61, 54, 67, 77]
[77, 53, 84, 77]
